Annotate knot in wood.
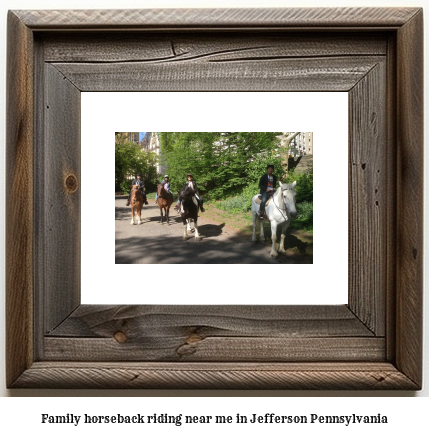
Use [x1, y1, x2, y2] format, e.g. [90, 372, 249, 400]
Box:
[114, 331, 128, 343]
[64, 174, 78, 193]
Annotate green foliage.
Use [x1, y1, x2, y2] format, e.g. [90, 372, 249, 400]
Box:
[291, 201, 313, 232]
[160, 132, 282, 200]
[217, 163, 313, 232]
[115, 133, 158, 192]
[286, 165, 313, 203]
[217, 195, 249, 213]
[120, 180, 131, 194]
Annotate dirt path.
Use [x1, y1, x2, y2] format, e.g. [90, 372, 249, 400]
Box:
[115, 196, 312, 264]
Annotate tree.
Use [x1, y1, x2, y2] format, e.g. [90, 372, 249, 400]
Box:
[160, 132, 282, 200]
[115, 133, 158, 192]
[276, 132, 301, 171]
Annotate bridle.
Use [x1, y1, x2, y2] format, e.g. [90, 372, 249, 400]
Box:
[273, 187, 292, 221]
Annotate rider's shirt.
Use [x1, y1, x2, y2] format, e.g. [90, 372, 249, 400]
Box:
[132, 179, 145, 190]
[267, 175, 274, 191]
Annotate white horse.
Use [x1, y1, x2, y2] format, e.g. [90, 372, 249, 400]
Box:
[251, 181, 297, 257]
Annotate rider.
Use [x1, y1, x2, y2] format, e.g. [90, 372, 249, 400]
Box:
[154, 175, 174, 203]
[174, 173, 205, 213]
[258, 164, 277, 219]
[126, 173, 148, 206]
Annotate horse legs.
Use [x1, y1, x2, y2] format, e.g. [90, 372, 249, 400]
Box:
[259, 216, 265, 242]
[278, 222, 290, 254]
[252, 206, 265, 243]
[182, 222, 188, 240]
[137, 208, 142, 225]
[252, 212, 257, 242]
[130, 208, 135, 225]
[193, 220, 201, 241]
[159, 208, 163, 224]
[270, 221, 279, 257]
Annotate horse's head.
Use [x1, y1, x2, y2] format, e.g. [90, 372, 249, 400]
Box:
[181, 186, 195, 201]
[130, 185, 142, 202]
[279, 181, 297, 218]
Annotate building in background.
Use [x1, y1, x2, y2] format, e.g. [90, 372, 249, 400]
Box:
[125, 132, 140, 143]
[276, 132, 313, 174]
[140, 132, 164, 175]
[291, 132, 313, 157]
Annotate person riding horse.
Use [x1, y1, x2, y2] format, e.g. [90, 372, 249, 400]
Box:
[258, 164, 277, 219]
[126, 173, 148, 206]
[155, 175, 174, 204]
[175, 173, 205, 213]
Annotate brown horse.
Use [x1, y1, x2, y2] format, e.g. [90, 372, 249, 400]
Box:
[130, 185, 144, 225]
[157, 183, 173, 224]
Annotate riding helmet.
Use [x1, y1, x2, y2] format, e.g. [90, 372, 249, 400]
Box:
[136, 173, 142, 176]
[187, 173, 193, 178]
[164, 175, 169, 178]
[266, 164, 274, 170]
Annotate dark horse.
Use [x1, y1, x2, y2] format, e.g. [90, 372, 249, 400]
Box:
[179, 186, 202, 241]
[157, 183, 173, 224]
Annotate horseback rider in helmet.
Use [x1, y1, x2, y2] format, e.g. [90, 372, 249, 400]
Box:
[155, 175, 174, 203]
[126, 173, 148, 206]
[175, 173, 205, 213]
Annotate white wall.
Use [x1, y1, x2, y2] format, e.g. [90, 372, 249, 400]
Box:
[0, 0, 427, 405]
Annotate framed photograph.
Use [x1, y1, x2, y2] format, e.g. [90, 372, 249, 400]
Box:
[85, 93, 347, 306]
[6, 7, 423, 389]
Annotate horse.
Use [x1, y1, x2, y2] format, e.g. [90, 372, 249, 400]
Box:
[129, 185, 144, 225]
[178, 186, 202, 241]
[157, 183, 173, 224]
[251, 181, 297, 257]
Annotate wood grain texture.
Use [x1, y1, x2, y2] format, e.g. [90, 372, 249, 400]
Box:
[14, 8, 421, 29]
[43, 64, 81, 333]
[44, 305, 380, 362]
[6, 7, 423, 390]
[47, 305, 374, 338]
[44, 337, 385, 362]
[52, 56, 383, 92]
[5, 11, 34, 388]
[42, 33, 388, 63]
[11, 362, 419, 390]
[395, 9, 424, 388]
[348, 62, 386, 336]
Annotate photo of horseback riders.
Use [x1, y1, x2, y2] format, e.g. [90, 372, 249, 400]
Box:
[115, 132, 313, 264]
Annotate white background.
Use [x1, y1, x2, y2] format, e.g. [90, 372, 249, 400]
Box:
[0, 0, 428, 428]
[82, 92, 348, 305]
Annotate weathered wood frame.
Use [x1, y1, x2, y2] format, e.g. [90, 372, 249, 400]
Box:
[6, 8, 423, 389]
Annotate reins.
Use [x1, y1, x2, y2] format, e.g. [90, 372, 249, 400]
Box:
[272, 189, 289, 221]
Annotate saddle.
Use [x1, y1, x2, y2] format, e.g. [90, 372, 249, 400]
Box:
[254, 194, 273, 207]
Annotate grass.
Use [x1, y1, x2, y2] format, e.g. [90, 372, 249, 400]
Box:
[213, 194, 313, 233]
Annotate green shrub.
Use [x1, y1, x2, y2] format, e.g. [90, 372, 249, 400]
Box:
[291, 201, 313, 232]
[120, 180, 131, 194]
[217, 195, 249, 212]
[287, 165, 313, 203]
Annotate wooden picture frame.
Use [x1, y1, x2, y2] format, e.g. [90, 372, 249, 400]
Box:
[6, 7, 423, 389]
